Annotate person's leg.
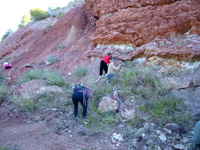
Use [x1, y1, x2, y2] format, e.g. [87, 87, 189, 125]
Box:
[107, 74, 115, 83]
[100, 60, 104, 76]
[82, 101, 88, 119]
[102, 61, 108, 74]
[78, 92, 87, 118]
[72, 93, 79, 119]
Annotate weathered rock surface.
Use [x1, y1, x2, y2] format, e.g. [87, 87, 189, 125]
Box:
[86, 0, 200, 46]
[19, 79, 47, 99]
[89, 33, 200, 62]
[17, 79, 63, 99]
[98, 97, 118, 112]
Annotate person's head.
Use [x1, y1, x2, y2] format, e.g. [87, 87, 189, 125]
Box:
[107, 53, 112, 59]
[112, 57, 117, 64]
[3, 62, 9, 66]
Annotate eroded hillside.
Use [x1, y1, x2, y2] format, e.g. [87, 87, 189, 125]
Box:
[0, 0, 200, 150]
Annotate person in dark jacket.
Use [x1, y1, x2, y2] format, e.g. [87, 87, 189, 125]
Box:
[72, 84, 90, 120]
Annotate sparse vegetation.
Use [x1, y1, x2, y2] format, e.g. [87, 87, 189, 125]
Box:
[58, 13, 64, 19]
[18, 14, 31, 28]
[47, 56, 59, 65]
[110, 65, 191, 128]
[18, 68, 70, 87]
[60, 44, 66, 49]
[0, 85, 11, 104]
[0, 72, 11, 104]
[91, 84, 113, 102]
[10, 91, 69, 112]
[73, 67, 88, 77]
[0, 147, 18, 150]
[30, 8, 50, 21]
[1, 29, 13, 41]
[86, 101, 122, 133]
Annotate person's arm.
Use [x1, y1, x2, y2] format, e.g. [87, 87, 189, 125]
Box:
[106, 55, 111, 64]
[110, 63, 120, 71]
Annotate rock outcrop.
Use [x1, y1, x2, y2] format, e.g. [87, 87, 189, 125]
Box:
[0, 2, 96, 78]
[86, 0, 200, 46]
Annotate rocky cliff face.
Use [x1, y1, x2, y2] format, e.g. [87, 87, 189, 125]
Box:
[86, 0, 200, 61]
[86, 0, 200, 46]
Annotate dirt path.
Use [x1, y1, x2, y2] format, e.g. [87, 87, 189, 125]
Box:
[0, 121, 89, 150]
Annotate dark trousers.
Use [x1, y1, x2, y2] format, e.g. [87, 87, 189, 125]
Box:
[100, 60, 108, 76]
[72, 92, 88, 118]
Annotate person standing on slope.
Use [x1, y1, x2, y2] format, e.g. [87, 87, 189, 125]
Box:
[97, 53, 112, 81]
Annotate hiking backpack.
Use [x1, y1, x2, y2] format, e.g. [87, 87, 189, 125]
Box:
[72, 84, 91, 99]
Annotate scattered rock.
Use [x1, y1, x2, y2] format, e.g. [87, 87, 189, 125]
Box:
[163, 128, 172, 134]
[159, 134, 167, 143]
[98, 97, 118, 112]
[173, 144, 186, 150]
[111, 132, 123, 146]
[120, 108, 135, 121]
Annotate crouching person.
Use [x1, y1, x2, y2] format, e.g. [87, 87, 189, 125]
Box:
[3, 62, 12, 69]
[106, 57, 121, 83]
[72, 84, 90, 120]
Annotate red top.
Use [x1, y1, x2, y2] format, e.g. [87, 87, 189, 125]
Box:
[102, 55, 111, 64]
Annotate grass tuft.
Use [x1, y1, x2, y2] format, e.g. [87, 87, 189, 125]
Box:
[18, 68, 70, 87]
[73, 67, 88, 77]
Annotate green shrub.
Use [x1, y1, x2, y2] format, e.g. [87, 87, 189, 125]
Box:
[58, 14, 64, 19]
[1, 29, 13, 41]
[0, 147, 18, 150]
[10, 96, 37, 112]
[47, 56, 59, 65]
[10, 91, 70, 112]
[30, 8, 49, 21]
[73, 67, 88, 77]
[110, 65, 191, 128]
[0, 85, 10, 104]
[60, 44, 66, 49]
[112, 68, 165, 98]
[18, 69, 70, 87]
[139, 96, 191, 127]
[92, 84, 113, 102]
[0, 72, 4, 83]
[86, 107, 122, 131]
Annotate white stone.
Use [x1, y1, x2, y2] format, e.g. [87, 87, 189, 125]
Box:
[163, 128, 172, 134]
[173, 144, 186, 150]
[156, 130, 161, 134]
[159, 134, 167, 143]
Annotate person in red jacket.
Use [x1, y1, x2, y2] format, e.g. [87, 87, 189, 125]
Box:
[99, 53, 112, 77]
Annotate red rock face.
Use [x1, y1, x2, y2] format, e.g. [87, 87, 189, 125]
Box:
[86, 0, 200, 46]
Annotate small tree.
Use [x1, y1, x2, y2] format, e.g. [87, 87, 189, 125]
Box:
[1, 29, 13, 41]
[18, 14, 31, 28]
[30, 8, 49, 21]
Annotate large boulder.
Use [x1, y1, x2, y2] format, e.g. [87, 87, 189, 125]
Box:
[98, 97, 118, 112]
[18, 79, 63, 99]
[19, 79, 47, 99]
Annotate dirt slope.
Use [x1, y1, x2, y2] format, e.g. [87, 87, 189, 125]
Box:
[0, 2, 96, 81]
